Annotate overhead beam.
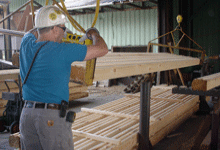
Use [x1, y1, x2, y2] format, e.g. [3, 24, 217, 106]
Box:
[68, 10, 84, 15]
[126, 3, 143, 9]
[131, 0, 158, 5]
[33, 0, 43, 8]
[83, 8, 95, 12]
[103, 5, 122, 11]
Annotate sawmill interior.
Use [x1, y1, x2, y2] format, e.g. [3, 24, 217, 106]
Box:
[0, 0, 220, 150]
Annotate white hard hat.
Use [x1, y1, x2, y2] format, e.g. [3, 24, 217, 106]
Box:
[35, 5, 67, 29]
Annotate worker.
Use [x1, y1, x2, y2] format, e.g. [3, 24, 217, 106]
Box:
[19, 5, 108, 150]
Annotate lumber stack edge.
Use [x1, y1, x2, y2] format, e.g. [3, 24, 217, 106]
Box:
[9, 85, 199, 149]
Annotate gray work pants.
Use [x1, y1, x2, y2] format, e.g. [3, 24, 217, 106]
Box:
[19, 107, 74, 150]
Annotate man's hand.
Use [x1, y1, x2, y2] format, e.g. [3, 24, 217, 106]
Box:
[86, 28, 100, 40]
[79, 28, 99, 43]
[83, 28, 108, 61]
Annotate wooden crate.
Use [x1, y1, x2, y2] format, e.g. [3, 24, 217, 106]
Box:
[9, 85, 199, 149]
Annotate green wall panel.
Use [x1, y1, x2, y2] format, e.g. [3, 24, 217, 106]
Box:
[9, 0, 52, 12]
[8, 1, 158, 52]
[66, 9, 158, 51]
[192, 0, 220, 73]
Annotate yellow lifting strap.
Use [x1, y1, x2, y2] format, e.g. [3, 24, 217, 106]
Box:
[42, 0, 101, 86]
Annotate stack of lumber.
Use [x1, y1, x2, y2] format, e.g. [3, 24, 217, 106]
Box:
[9, 85, 199, 149]
[192, 72, 220, 91]
[71, 52, 200, 82]
[68, 82, 88, 101]
[0, 70, 20, 117]
[0, 70, 88, 117]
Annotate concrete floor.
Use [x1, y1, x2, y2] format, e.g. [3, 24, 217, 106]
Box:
[0, 85, 219, 150]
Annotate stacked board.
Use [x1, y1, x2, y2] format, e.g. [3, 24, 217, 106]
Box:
[71, 52, 200, 82]
[0, 70, 88, 117]
[9, 85, 199, 149]
[0, 69, 21, 117]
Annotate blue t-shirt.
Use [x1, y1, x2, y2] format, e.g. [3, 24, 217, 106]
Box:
[20, 33, 87, 104]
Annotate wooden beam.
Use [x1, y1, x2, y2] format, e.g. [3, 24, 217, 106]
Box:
[9, 132, 20, 148]
[17, 5, 31, 31]
[81, 108, 139, 120]
[69, 92, 88, 101]
[81, 107, 156, 122]
[71, 52, 200, 82]
[151, 97, 183, 103]
[191, 72, 220, 91]
[150, 104, 199, 146]
[72, 129, 121, 145]
[0, 69, 20, 90]
[24, 14, 34, 32]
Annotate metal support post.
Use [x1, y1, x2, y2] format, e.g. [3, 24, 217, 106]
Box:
[211, 97, 219, 150]
[138, 81, 152, 150]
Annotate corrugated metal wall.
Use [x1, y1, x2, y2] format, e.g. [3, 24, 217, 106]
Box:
[66, 9, 158, 51]
[9, 1, 158, 51]
[9, 0, 52, 12]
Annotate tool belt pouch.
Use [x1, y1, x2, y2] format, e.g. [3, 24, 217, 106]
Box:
[60, 100, 68, 118]
[66, 111, 76, 123]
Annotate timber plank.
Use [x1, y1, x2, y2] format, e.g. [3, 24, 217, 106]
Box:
[72, 130, 121, 145]
[0, 69, 20, 90]
[150, 104, 199, 146]
[71, 52, 200, 82]
[81, 108, 140, 120]
[69, 92, 88, 101]
[192, 72, 220, 91]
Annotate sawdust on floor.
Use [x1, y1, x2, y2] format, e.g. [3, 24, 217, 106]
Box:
[87, 85, 127, 97]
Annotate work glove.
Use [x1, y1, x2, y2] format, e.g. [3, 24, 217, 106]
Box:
[78, 27, 99, 43]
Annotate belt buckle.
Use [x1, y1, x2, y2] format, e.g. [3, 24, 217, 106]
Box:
[26, 102, 34, 108]
[48, 103, 58, 110]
